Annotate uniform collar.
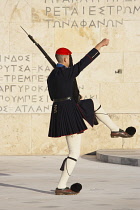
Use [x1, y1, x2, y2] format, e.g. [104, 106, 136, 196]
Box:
[56, 63, 65, 67]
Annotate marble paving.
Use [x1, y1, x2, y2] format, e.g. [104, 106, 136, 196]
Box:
[0, 155, 140, 210]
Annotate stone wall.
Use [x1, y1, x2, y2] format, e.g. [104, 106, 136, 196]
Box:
[0, 0, 140, 155]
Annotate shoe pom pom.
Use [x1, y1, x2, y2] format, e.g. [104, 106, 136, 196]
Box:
[70, 183, 82, 193]
[125, 127, 136, 135]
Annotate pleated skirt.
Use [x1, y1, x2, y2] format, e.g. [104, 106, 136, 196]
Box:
[48, 99, 87, 137]
[77, 99, 98, 127]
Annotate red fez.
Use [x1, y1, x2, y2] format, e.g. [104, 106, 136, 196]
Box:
[56, 48, 72, 55]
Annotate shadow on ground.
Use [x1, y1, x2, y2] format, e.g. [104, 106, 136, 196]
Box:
[0, 183, 54, 195]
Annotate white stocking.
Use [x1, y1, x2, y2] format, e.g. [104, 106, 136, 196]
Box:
[93, 98, 119, 131]
[57, 134, 81, 189]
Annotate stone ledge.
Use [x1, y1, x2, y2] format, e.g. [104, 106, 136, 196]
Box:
[96, 149, 140, 167]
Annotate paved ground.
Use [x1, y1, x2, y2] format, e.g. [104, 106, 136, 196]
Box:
[96, 149, 140, 166]
[0, 155, 140, 210]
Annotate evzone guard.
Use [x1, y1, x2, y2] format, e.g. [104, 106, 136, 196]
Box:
[47, 39, 136, 195]
[21, 27, 136, 195]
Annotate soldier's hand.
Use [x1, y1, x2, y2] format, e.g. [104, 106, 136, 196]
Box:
[101, 38, 109, 47]
[95, 39, 109, 51]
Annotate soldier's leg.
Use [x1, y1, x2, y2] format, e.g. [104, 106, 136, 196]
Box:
[57, 133, 81, 189]
[93, 98, 119, 131]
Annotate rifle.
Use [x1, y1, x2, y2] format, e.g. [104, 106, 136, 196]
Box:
[20, 26, 56, 68]
[20, 26, 81, 102]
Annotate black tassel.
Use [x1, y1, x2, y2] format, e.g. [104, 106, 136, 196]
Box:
[60, 158, 67, 171]
[125, 126, 136, 136]
[60, 157, 77, 171]
[70, 183, 82, 193]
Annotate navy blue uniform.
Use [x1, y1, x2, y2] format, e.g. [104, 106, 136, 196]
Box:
[47, 48, 100, 137]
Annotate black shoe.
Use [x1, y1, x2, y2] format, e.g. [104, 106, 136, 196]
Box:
[111, 129, 132, 138]
[55, 187, 79, 195]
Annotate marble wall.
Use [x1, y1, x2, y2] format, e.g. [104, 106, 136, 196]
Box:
[0, 0, 140, 155]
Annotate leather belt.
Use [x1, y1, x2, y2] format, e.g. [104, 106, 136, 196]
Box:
[53, 97, 72, 102]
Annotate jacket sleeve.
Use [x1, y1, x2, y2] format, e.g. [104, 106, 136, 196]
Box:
[67, 48, 100, 78]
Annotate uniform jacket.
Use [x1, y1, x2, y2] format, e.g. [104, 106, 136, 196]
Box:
[47, 48, 100, 137]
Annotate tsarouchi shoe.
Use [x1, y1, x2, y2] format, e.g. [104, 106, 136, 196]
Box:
[55, 187, 79, 195]
[111, 129, 132, 138]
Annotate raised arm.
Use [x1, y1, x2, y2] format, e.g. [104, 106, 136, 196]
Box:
[95, 38, 109, 51]
[67, 38, 110, 78]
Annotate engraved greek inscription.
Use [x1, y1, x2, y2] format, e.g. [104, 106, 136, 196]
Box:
[71, 20, 78, 28]
[32, 95, 37, 102]
[99, 7, 105, 15]
[80, 20, 87, 27]
[124, 6, 132, 14]
[107, 20, 115, 27]
[98, 19, 106, 27]
[38, 65, 43, 72]
[0, 55, 30, 63]
[11, 56, 17, 62]
[5, 96, 10, 102]
[89, 20, 96, 27]
[5, 65, 10, 72]
[107, 6, 115, 15]
[15, 106, 22, 113]
[18, 56, 24, 61]
[0, 106, 8, 113]
[62, 7, 69, 15]
[117, 6, 123, 14]
[24, 65, 31, 72]
[89, 6, 96, 15]
[53, 21, 61, 28]
[14, 105, 52, 113]
[19, 65, 23, 72]
[4, 55, 10, 62]
[10, 65, 16, 72]
[0, 53, 52, 113]
[43, 3, 138, 28]
[62, 20, 70, 28]
[115, 19, 123, 27]
[54, 7, 61, 16]
[46, 7, 51, 15]
[133, 6, 140, 14]
[71, 8, 78, 15]
[83, 6, 85, 14]
[39, 96, 43, 102]
[45, 20, 51, 28]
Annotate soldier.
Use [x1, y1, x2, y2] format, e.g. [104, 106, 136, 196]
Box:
[47, 38, 134, 195]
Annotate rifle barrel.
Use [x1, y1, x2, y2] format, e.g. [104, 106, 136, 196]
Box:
[20, 26, 28, 35]
[20, 26, 56, 68]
